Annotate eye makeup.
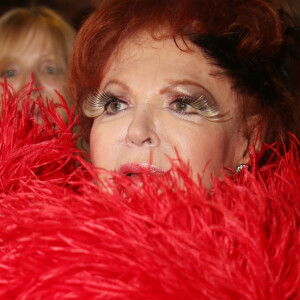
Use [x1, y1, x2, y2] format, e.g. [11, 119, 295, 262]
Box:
[84, 90, 126, 118]
[160, 81, 225, 120]
[84, 86, 225, 121]
[169, 93, 221, 118]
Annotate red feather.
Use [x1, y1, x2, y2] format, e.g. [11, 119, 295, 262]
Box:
[0, 81, 299, 299]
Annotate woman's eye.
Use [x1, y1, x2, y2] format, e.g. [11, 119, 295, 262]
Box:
[40, 61, 59, 75]
[1, 69, 16, 78]
[83, 92, 129, 118]
[169, 94, 220, 119]
[172, 101, 189, 112]
[46, 66, 55, 75]
[170, 99, 198, 114]
[44, 66, 58, 75]
[106, 100, 128, 114]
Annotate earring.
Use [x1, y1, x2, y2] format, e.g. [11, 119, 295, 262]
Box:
[235, 164, 250, 173]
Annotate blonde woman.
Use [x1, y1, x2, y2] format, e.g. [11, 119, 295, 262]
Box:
[0, 6, 75, 120]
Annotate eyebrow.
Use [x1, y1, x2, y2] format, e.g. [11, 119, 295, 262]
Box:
[159, 80, 206, 94]
[103, 79, 132, 92]
[104, 79, 206, 94]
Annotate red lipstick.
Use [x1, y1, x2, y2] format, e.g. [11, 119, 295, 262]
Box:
[118, 163, 165, 176]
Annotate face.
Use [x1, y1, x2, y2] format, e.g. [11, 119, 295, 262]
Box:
[89, 33, 249, 187]
[0, 29, 70, 120]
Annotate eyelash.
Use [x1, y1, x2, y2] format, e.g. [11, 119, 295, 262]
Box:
[170, 95, 222, 120]
[84, 91, 128, 118]
[84, 91, 223, 120]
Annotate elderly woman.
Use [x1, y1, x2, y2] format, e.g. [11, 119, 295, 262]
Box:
[0, 0, 299, 299]
[69, 0, 300, 186]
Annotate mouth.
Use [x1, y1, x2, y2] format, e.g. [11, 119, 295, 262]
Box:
[125, 173, 139, 177]
[118, 163, 165, 177]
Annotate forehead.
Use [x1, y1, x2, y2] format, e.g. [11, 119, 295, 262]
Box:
[15, 29, 51, 51]
[107, 32, 204, 67]
[0, 27, 63, 63]
[100, 32, 229, 94]
[99, 32, 243, 120]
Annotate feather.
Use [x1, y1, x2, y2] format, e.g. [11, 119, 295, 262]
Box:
[0, 82, 299, 299]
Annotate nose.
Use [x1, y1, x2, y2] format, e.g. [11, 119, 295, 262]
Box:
[125, 107, 160, 148]
[14, 71, 43, 92]
[33, 72, 42, 88]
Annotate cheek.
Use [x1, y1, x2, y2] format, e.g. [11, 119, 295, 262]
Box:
[90, 123, 108, 167]
[168, 122, 235, 177]
[41, 77, 68, 98]
[89, 119, 127, 169]
[6, 77, 22, 91]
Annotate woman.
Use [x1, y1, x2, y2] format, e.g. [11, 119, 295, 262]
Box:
[69, 0, 300, 186]
[0, 6, 76, 121]
[0, 0, 299, 298]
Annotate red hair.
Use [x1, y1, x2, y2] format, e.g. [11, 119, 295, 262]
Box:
[69, 0, 299, 150]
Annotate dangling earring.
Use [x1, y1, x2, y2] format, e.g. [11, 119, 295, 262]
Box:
[235, 164, 250, 173]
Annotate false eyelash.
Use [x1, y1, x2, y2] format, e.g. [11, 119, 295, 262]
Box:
[83, 90, 116, 118]
[175, 94, 224, 120]
[84, 91, 226, 120]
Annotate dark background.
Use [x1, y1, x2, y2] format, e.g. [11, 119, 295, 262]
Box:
[0, 0, 99, 30]
[1, 0, 299, 31]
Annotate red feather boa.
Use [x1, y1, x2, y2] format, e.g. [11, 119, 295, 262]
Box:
[0, 82, 299, 299]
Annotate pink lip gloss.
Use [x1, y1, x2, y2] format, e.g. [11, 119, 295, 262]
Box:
[118, 163, 165, 176]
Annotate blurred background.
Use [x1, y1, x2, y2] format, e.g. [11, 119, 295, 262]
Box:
[1, 0, 299, 32]
[0, 0, 99, 30]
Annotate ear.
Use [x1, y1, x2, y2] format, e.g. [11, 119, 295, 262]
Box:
[239, 114, 264, 164]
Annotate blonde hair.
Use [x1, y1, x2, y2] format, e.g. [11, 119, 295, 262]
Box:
[0, 6, 75, 72]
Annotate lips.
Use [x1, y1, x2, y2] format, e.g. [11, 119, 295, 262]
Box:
[118, 163, 165, 177]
